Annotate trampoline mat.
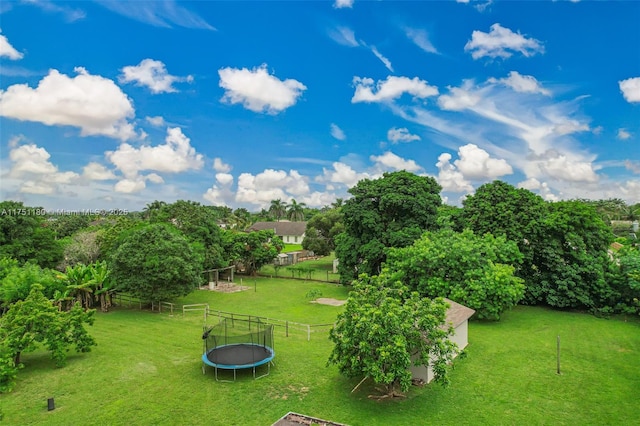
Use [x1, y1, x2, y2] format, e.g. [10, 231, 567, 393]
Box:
[206, 344, 272, 367]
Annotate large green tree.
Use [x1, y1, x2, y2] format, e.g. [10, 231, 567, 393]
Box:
[302, 208, 344, 256]
[0, 285, 96, 392]
[386, 229, 525, 320]
[328, 273, 457, 395]
[335, 171, 442, 283]
[463, 184, 617, 312]
[0, 201, 63, 268]
[151, 200, 225, 269]
[110, 224, 203, 301]
[534, 201, 614, 311]
[607, 245, 640, 315]
[222, 229, 283, 275]
[462, 181, 547, 303]
[0, 259, 64, 313]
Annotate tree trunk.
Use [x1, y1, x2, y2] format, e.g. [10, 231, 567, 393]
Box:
[14, 351, 21, 365]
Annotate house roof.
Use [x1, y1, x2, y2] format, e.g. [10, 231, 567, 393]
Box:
[444, 298, 476, 328]
[248, 221, 307, 236]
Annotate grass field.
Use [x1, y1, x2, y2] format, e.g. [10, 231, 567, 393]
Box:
[281, 244, 303, 253]
[259, 254, 340, 283]
[1, 277, 639, 425]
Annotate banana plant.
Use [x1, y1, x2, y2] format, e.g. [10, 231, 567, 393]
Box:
[90, 261, 114, 312]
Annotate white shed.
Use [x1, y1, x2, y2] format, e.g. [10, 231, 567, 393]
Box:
[410, 298, 475, 383]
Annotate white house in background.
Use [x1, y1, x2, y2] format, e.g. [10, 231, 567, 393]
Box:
[247, 221, 307, 244]
[410, 298, 476, 383]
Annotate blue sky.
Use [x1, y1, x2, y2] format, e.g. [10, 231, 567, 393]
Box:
[1, 0, 639, 212]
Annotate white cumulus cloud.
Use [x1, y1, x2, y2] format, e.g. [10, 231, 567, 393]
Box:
[388, 127, 420, 144]
[119, 59, 193, 94]
[0, 67, 137, 140]
[106, 127, 204, 186]
[7, 142, 80, 194]
[83, 162, 116, 180]
[352, 75, 438, 103]
[316, 162, 370, 188]
[538, 151, 598, 183]
[0, 29, 23, 60]
[454, 144, 513, 179]
[235, 169, 310, 207]
[370, 151, 421, 172]
[213, 157, 232, 173]
[145, 116, 166, 127]
[436, 153, 473, 193]
[617, 128, 632, 140]
[465, 23, 544, 59]
[218, 64, 307, 114]
[619, 77, 640, 103]
[203, 172, 235, 206]
[437, 82, 481, 111]
[490, 71, 550, 95]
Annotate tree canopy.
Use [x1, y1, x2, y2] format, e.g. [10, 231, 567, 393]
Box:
[328, 273, 458, 395]
[335, 171, 442, 283]
[302, 208, 344, 256]
[109, 223, 203, 301]
[0, 201, 63, 269]
[533, 200, 614, 311]
[386, 229, 525, 320]
[222, 229, 283, 275]
[0, 285, 96, 392]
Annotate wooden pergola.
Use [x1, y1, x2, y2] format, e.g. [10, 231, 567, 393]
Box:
[202, 265, 236, 287]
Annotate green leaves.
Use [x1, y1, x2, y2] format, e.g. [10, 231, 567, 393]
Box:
[222, 229, 283, 275]
[0, 285, 97, 392]
[328, 273, 457, 394]
[336, 171, 442, 283]
[109, 223, 203, 302]
[387, 229, 525, 320]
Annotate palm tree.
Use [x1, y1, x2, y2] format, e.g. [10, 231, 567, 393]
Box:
[143, 200, 167, 220]
[269, 199, 288, 222]
[287, 199, 307, 222]
[331, 198, 344, 209]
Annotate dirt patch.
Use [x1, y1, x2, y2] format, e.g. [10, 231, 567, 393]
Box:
[311, 298, 346, 306]
[199, 283, 250, 293]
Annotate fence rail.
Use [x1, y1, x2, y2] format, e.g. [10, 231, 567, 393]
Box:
[110, 295, 333, 341]
[204, 308, 334, 341]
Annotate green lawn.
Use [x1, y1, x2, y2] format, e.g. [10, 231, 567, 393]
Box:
[282, 244, 303, 253]
[260, 254, 340, 283]
[2, 279, 639, 425]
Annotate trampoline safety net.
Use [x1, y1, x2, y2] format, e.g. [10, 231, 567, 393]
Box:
[201, 317, 275, 380]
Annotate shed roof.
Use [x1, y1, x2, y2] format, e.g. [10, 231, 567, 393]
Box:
[444, 298, 476, 328]
[248, 221, 307, 236]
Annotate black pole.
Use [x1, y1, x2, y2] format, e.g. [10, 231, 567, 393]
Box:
[47, 398, 55, 411]
[557, 335, 561, 375]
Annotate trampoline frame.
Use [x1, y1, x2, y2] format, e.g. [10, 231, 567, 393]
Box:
[201, 317, 275, 382]
[202, 343, 275, 381]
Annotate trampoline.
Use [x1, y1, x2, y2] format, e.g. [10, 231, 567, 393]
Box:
[202, 317, 275, 381]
